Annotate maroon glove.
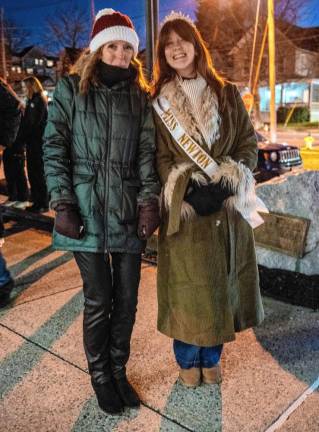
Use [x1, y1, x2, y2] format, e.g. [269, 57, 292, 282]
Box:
[54, 203, 84, 240]
[138, 200, 160, 240]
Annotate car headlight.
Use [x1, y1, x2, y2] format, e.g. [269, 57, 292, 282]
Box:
[270, 152, 278, 162]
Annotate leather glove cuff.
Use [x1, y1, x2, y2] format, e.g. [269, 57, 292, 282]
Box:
[138, 200, 160, 240]
[54, 204, 84, 240]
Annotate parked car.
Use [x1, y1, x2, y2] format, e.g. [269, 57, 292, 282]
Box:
[254, 131, 303, 182]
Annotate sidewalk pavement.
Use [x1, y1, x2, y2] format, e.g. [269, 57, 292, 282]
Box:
[0, 207, 318, 432]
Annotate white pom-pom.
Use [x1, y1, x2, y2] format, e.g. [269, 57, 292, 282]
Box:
[95, 8, 115, 21]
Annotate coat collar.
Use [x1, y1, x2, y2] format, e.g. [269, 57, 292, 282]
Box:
[159, 77, 220, 153]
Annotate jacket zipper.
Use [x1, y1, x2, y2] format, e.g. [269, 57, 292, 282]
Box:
[104, 88, 112, 253]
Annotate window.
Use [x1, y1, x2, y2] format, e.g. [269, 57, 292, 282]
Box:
[312, 84, 319, 103]
[26, 68, 33, 74]
[282, 82, 309, 104]
[47, 60, 54, 67]
[35, 58, 39, 65]
[295, 52, 309, 77]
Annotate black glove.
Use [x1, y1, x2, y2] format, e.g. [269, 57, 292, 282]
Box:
[54, 203, 84, 239]
[138, 200, 161, 240]
[184, 178, 234, 216]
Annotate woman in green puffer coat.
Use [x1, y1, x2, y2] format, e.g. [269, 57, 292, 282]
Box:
[43, 8, 160, 415]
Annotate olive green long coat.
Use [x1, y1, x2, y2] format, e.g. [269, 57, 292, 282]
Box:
[154, 80, 264, 347]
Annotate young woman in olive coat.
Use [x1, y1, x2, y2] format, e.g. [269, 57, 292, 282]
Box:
[152, 13, 264, 388]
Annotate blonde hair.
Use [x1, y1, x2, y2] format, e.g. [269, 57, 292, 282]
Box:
[71, 47, 149, 94]
[23, 76, 47, 103]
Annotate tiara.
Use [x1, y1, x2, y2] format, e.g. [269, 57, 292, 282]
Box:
[161, 11, 195, 27]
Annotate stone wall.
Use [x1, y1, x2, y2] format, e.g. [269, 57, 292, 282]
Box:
[256, 169, 319, 275]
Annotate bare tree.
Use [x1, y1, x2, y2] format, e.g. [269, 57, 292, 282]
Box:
[4, 18, 31, 52]
[196, 0, 310, 125]
[43, 4, 90, 52]
[196, 0, 305, 55]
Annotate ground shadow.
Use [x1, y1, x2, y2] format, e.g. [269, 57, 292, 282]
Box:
[72, 396, 140, 432]
[0, 290, 83, 399]
[12, 251, 74, 294]
[160, 380, 222, 432]
[254, 296, 319, 386]
[8, 245, 54, 277]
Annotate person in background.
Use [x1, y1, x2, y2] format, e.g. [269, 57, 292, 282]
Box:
[0, 77, 27, 209]
[1, 82, 29, 210]
[0, 209, 14, 308]
[152, 12, 264, 388]
[2, 128, 29, 210]
[44, 8, 160, 415]
[0, 77, 19, 306]
[22, 76, 49, 213]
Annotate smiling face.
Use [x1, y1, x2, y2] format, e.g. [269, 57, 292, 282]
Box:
[164, 30, 196, 78]
[101, 40, 134, 69]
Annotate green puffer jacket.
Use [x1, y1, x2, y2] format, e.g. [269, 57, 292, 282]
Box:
[43, 74, 160, 253]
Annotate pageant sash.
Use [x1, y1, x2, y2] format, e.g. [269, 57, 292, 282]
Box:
[153, 96, 268, 229]
[153, 97, 219, 178]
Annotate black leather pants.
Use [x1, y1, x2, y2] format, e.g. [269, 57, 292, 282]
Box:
[74, 252, 141, 384]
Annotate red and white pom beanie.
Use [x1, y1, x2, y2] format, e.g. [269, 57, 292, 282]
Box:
[90, 8, 139, 55]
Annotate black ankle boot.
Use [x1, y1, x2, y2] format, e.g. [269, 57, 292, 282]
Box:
[91, 379, 124, 414]
[113, 376, 140, 408]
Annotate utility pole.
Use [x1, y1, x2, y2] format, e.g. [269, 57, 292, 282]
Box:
[153, 0, 159, 48]
[145, 0, 159, 79]
[90, 0, 95, 26]
[0, 7, 7, 80]
[268, 0, 277, 142]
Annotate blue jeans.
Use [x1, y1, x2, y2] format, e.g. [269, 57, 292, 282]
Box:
[173, 339, 223, 369]
[0, 252, 11, 287]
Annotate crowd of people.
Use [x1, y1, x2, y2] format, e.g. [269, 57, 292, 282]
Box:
[0, 7, 264, 417]
[0, 75, 48, 212]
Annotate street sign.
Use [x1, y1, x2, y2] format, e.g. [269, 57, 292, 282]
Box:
[242, 92, 254, 113]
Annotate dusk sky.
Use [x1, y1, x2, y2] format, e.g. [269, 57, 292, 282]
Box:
[2, 0, 319, 51]
[2, 0, 196, 49]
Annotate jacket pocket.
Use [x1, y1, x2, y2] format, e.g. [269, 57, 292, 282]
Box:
[72, 173, 95, 217]
[120, 179, 140, 224]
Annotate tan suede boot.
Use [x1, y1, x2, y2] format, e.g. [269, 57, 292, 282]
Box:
[202, 364, 222, 384]
[178, 367, 201, 388]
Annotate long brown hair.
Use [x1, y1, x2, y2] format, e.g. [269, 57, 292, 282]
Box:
[152, 19, 225, 103]
[71, 47, 149, 94]
[23, 76, 47, 104]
